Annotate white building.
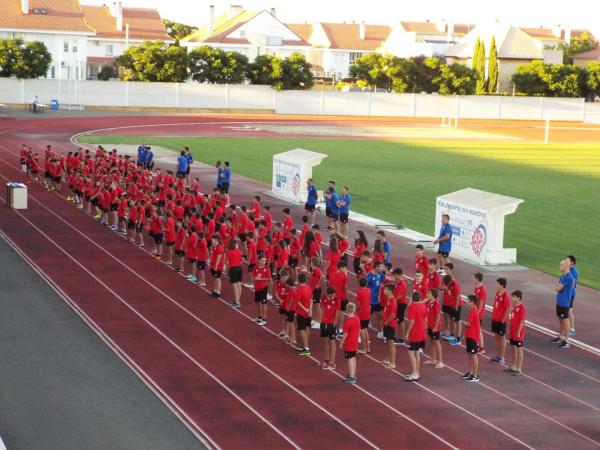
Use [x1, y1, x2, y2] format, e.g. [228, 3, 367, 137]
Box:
[180, 5, 310, 61]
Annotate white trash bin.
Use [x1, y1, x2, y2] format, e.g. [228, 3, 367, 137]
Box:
[6, 182, 27, 209]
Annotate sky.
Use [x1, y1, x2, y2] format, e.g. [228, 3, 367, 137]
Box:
[82, 0, 600, 37]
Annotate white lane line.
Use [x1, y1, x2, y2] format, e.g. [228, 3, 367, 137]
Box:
[0, 197, 301, 450]
[0, 229, 221, 450]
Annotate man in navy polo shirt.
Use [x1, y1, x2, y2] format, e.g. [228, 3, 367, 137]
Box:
[433, 214, 453, 271]
[566, 254, 578, 336]
[324, 181, 337, 233]
[175, 151, 188, 179]
[137, 142, 147, 167]
[305, 178, 318, 225]
[183, 147, 193, 186]
[553, 259, 574, 348]
[366, 262, 386, 339]
[338, 186, 351, 237]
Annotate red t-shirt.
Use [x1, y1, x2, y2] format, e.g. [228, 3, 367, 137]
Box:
[276, 281, 291, 310]
[383, 295, 398, 329]
[427, 270, 441, 289]
[465, 307, 481, 343]
[353, 242, 366, 259]
[509, 304, 526, 341]
[227, 248, 243, 268]
[356, 287, 371, 321]
[252, 265, 271, 291]
[196, 238, 208, 261]
[343, 316, 360, 352]
[442, 278, 461, 307]
[407, 302, 427, 342]
[210, 244, 224, 271]
[328, 270, 348, 300]
[321, 294, 340, 325]
[186, 232, 198, 258]
[415, 255, 429, 275]
[283, 215, 293, 239]
[394, 278, 408, 305]
[310, 267, 322, 290]
[164, 217, 176, 243]
[492, 291, 510, 322]
[412, 279, 429, 302]
[326, 249, 341, 276]
[295, 284, 313, 318]
[426, 300, 442, 331]
[474, 285, 487, 320]
[175, 228, 186, 251]
[247, 240, 257, 265]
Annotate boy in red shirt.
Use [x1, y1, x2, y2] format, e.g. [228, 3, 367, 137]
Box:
[163, 210, 176, 265]
[209, 236, 225, 299]
[473, 273, 487, 353]
[405, 292, 426, 382]
[195, 231, 208, 287]
[295, 273, 313, 356]
[490, 278, 510, 365]
[356, 278, 371, 354]
[424, 288, 444, 369]
[329, 261, 348, 334]
[185, 226, 198, 282]
[252, 255, 271, 323]
[340, 302, 360, 384]
[309, 258, 324, 327]
[415, 245, 429, 275]
[412, 271, 429, 305]
[463, 295, 481, 382]
[441, 274, 462, 345]
[506, 290, 526, 376]
[381, 284, 398, 369]
[319, 287, 340, 369]
[226, 239, 244, 308]
[149, 210, 164, 260]
[174, 220, 186, 272]
[275, 270, 291, 338]
[393, 268, 408, 344]
[427, 258, 441, 289]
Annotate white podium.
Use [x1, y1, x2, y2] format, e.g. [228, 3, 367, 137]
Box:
[435, 188, 523, 265]
[6, 182, 28, 209]
[271, 149, 328, 203]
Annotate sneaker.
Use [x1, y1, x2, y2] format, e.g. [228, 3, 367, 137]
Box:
[569, 329, 576, 336]
[327, 364, 336, 370]
[278, 332, 286, 339]
[198, 282, 206, 287]
[297, 348, 311, 356]
[551, 337, 562, 343]
[258, 319, 267, 326]
[449, 337, 461, 345]
[311, 321, 320, 329]
[503, 368, 517, 373]
[488, 356, 501, 363]
[424, 360, 436, 365]
[229, 302, 241, 308]
[254, 317, 262, 323]
[435, 362, 445, 369]
[209, 291, 219, 298]
[466, 375, 480, 382]
[512, 371, 523, 377]
[559, 340, 571, 349]
[343, 376, 357, 384]
[461, 372, 471, 379]
[337, 330, 344, 337]
[187, 275, 197, 283]
[267, 294, 273, 301]
[394, 338, 405, 345]
[377, 332, 384, 339]
[441, 334, 453, 341]
[497, 358, 506, 364]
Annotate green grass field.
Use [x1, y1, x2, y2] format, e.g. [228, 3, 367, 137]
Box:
[80, 134, 599, 290]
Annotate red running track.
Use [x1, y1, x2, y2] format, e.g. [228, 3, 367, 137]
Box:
[1, 115, 600, 449]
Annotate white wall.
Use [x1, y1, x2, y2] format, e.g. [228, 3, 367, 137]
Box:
[0, 78, 597, 121]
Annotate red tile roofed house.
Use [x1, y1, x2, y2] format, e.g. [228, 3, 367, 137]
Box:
[379, 21, 474, 58]
[0, 0, 95, 79]
[286, 22, 391, 79]
[180, 5, 310, 62]
[81, 3, 173, 79]
[521, 27, 595, 63]
[572, 47, 600, 66]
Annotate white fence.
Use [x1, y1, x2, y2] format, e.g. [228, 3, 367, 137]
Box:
[1, 78, 599, 121]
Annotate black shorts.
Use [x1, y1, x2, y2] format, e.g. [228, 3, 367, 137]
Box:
[371, 303, 382, 313]
[510, 339, 524, 347]
[166, 241, 175, 247]
[255, 286, 268, 304]
[196, 260, 206, 270]
[277, 307, 286, 316]
[320, 323, 337, 340]
[353, 257, 362, 275]
[556, 305, 569, 318]
[451, 306, 462, 322]
[296, 315, 311, 331]
[175, 249, 185, 257]
[157, 200, 165, 208]
[325, 206, 332, 217]
[408, 341, 425, 352]
[344, 351, 356, 359]
[427, 328, 441, 340]
[569, 296, 575, 308]
[110, 204, 118, 212]
[286, 311, 295, 322]
[221, 183, 230, 193]
[154, 234, 163, 245]
[466, 338, 478, 354]
[91, 198, 99, 207]
[229, 266, 243, 283]
[331, 213, 339, 222]
[127, 220, 135, 230]
[383, 325, 396, 340]
[135, 224, 144, 233]
[176, 171, 185, 179]
[45, 171, 51, 178]
[118, 216, 125, 223]
[305, 203, 316, 212]
[53, 176, 61, 183]
[397, 303, 407, 322]
[312, 288, 322, 303]
[437, 250, 450, 258]
[442, 304, 452, 314]
[185, 166, 191, 175]
[339, 213, 349, 224]
[340, 299, 349, 311]
[85, 195, 91, 202]
[289, 256, 298, 268]
[211, 269, 222, 279]
[187, 258, 196, 265]
[238, 233, 247, 242]
[247, 263, 255, 273]
[100, 206, 109, 213]
[360, 319, 370, 329]
[491, 320, 506, 336]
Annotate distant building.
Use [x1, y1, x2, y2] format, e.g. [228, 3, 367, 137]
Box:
[180, 5, 310, 61]
[572, 47, 600, 66]
[287, 22, 391, 79]
[82, 3, 173, 79]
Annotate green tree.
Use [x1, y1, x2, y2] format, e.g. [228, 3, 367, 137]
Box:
[472, 37, 481, 71]
[385, 56, 418, 93]
[349, 53, 389, 89]
[487, 36, 498, 93]
[116, 41, 188, 82]
[278, 52, 314, 90]
[0, 38, 51, 78]
[556, 31, 598, 64]
[247, 54, 282, 85]
[162, 19, 198, 44]
[412, 56, 442, 93]
[586, 62, 600, 100]
[544, 64, 586, 97]
[511, 60, 548, 95]
[97, 65, 117, 81]
[188, 45, 248, 84]
[434, 63, 477, 95]
[475, 39, 486, 94]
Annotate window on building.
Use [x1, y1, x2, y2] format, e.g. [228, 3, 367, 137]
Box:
[63, 41, 69, 52]
[51, 66, 55, 79]
[72, 41, 78, 52]
[106, 44, 113, 56]
[349, 52, 363, 63]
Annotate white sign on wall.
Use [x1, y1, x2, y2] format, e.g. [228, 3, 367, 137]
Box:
[272, 149, 328, 203]
[435, 188, 523, 265]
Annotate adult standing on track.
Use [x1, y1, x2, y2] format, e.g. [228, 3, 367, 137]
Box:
[222, 161, 231, 205]
[566, 255, 578, 337]
[175, 151, 188, 180]
[215, 160, 223, 191]
[305, 178, 318, 225]
[137, 142, 147, 167]
[183, 147, 193, 186]
[433, 214, 453, 271]
[338, 186, 351, 237]
[553, 259, 574, 348]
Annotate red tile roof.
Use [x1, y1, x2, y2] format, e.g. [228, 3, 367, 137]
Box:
[286, 23, 313, 42]
[521, 27, 591, 41]
[81, 5, 171, 41]
[319, 23, 391, 50]
[0, 0, 93, 33]
[572, 47, 600, 61]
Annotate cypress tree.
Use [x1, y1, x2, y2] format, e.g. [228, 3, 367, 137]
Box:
[472, 37, 481, 70]
[487, 35, 498, 93]
[475, 39, 486, 94]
